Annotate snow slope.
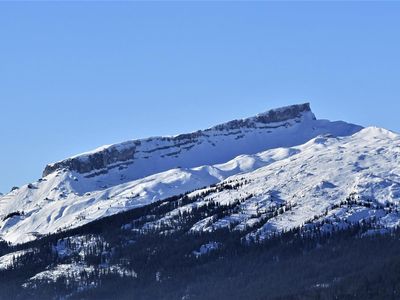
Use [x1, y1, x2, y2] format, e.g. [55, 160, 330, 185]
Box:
[42, 103, 360, 189]
[0, 103, 364, 244]
[141, 127, 400, 242]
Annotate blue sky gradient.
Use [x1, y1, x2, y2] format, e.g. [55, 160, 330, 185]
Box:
[1, 2, 399, 192]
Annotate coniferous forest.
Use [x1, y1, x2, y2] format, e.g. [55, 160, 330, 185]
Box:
[1, 189, 400, 300]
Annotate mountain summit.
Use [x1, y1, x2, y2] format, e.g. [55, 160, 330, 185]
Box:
[43, 103, 317, 177]
[2, 103, 400, 299]
[43, 103, 358, 179]
[0, 103, 365, 244]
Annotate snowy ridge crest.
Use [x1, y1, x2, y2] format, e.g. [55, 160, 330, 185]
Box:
[43, 103, 313, 177]
[0, 102, 370, 244]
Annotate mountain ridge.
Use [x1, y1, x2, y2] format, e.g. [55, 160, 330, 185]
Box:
[43, 103, 315, 177]
[0, 102, 364, 244]
[2, 102, 400, 299]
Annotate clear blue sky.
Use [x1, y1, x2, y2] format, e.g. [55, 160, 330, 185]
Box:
[1, 2, 399, 193]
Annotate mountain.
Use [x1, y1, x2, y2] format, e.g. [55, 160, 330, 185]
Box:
[2, 103, 400, 299]
[0, 103, 363, 244]
[147, 126, 400, 242]
[41, 103, 355, 180]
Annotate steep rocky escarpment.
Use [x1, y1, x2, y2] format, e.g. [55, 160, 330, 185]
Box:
[42, 103, 317, 177]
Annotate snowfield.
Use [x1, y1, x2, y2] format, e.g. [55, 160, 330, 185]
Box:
[0, 249, 35, 270]
[140, 127, 400, 241]
[2, 103, 399, 245]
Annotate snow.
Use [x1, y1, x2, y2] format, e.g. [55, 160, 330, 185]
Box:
[0, 102, 399, 245]
[23, 235, 136, 289]
[140, 127, 400, 242]
[24, 263, 137, 285]
[193, 242, 221, 257]
[27, 263, 95, 283]
[0, 104, 365, 244]
[49, 104, 314, 167]
[52, 235, 105, 260]
[43, 104, 361, 185]
[0, 249, 35, 270]
[23, 262, 137, 288]
[4, 122, 398, 244]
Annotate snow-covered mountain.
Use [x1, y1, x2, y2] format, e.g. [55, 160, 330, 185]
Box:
[4, 102, 396, 245]
[141, 127, 400, 242]
[2, 102, 400, 299]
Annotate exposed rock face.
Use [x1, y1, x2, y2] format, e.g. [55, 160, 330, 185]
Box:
[213, 103, 313, 130]
[41, 103, 318, 178]
[43, 143, 138, 177]
[1, 102, 368, 244]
